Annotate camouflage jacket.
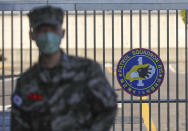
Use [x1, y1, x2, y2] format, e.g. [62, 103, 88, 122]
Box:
[11, 49, 118, 131]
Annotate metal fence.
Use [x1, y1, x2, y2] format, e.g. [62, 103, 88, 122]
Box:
[0, 1, 188, 131]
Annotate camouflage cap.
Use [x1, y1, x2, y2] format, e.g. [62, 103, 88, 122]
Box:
[27, 5, 64, 30]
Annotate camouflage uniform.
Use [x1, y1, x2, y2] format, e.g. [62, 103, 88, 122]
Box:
[11, 49, 117, 131]
[11, 5, 118, 131]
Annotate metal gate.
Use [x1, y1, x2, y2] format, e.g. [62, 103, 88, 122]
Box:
[0, 1, 188, 131]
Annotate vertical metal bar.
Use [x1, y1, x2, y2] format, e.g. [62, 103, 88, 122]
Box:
[158, 10, 161, 57]
[29, 24, 32, 68]
[148, 10, 151, 49]
[167, 9, 170, 131]
[66, 10, 69, 55]
[1, 10, 5, 131]
[130, 10, 133, 50]
[120, 10, 124, 131]
[75, 10, 78, 56]
[139, 9, 143, 131]
[103, 10, 105, 74]
[130, 9, 133, 131]
[112, 10, 115, 131]
[94, 10, 96, 62]
[148, 10, 152, 131]
[84, 10, 87, 58]
[11, 10, 14, 93]
[175, 10, 179, 131]
[20, 11, 23, 74]
[185, 9, 188, 131]
[139, 10, 142, 48]
[157, 10, 161, 131]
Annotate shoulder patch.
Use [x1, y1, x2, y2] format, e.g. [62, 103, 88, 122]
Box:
[13, 94, 23, 107]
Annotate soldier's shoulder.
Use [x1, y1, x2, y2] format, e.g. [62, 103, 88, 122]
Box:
[17, 63, 38, 83]
[66, 54, 100, 70]
[12, 64, 38, 101]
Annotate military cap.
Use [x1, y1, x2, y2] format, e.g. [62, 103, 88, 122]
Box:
[27, 5, 64, 29]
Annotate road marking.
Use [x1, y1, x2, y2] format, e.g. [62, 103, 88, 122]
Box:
[169, 64, 185, 74]
[0, 105, 11, 111]
[169, 64, 176, 73]
[0, 77, 18, 82]
[107, 66, 113, 73]
[106, 65, 157, 131]
[141, 96, 157, 131]
[105, 63, 112, 67]
[0, 63, 12, 70]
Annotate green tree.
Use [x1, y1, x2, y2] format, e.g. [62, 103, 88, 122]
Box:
[180, 10, 188, 24]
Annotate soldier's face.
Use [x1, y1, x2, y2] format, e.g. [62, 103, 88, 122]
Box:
[30, 24, 65, 40]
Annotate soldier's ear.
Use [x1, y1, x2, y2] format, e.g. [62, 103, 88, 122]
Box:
[62, 29, 65, 38]
[59, 28, 65, 38]
[29, 30, 36, 40]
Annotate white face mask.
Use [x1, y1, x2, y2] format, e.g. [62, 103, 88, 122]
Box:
[36, 32, 61, 54]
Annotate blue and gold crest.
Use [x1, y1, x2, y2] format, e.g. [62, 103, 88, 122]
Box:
[116, 48, 165, 96]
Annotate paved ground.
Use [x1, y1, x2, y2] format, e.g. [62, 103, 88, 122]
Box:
[107, 61, 188, 131]
[0, 52, 188, 131]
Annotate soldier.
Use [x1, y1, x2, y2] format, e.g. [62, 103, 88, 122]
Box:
[11, 5, 118, 131]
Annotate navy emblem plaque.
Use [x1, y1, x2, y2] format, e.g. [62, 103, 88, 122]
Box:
[116, 48, 165, 96]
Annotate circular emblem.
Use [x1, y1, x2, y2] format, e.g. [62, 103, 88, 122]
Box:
[13, 94, 23, 107]
[116, 48, 165, 96]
